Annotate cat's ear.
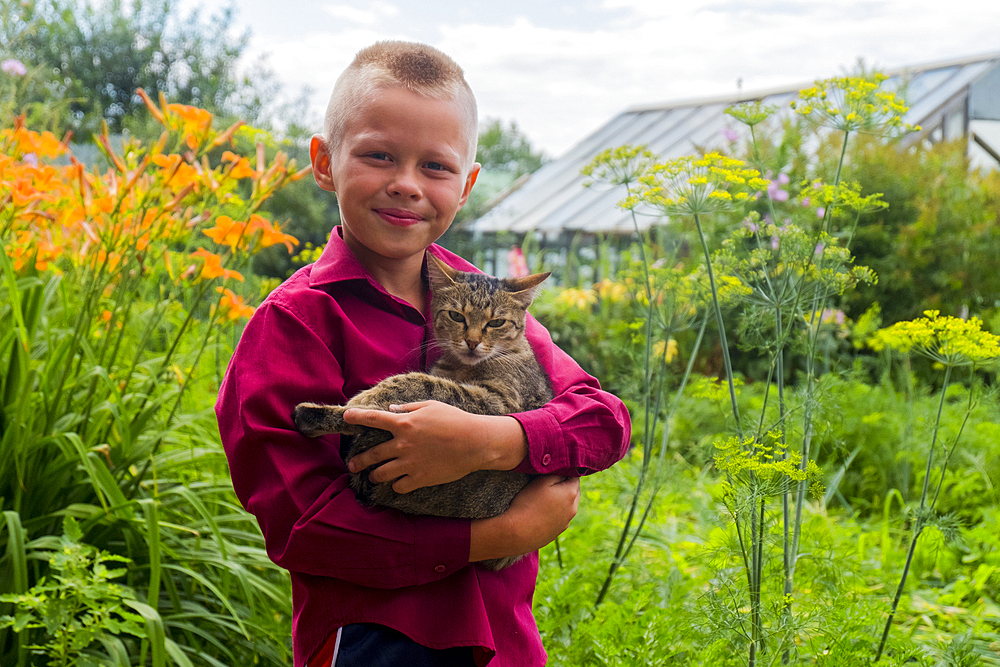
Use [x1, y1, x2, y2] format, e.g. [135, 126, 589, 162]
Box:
[426, 252, 459, 291]
[507, 272, 550, 307]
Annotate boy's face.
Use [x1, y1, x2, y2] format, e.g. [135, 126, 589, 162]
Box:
[311, 86, 480, 268]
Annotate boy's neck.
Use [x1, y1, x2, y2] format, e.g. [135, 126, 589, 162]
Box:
[346, 237, 428, 312]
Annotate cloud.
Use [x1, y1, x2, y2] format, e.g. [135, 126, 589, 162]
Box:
[232, 0, 1000, 156]
[321, 2, 399, 25]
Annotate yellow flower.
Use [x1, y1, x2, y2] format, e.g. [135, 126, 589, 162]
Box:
[594, 279, 628, 302]
[555, 287, 597, 310]
[870, 310, 1000, 366]
[791, 74, 917, 136]
[582, 145, 657, 188]
[636, 152, 767, 217]
[715, 434, 822, 486]
[653, 338, 679, 363]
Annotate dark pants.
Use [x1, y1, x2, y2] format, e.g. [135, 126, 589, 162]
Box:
[335, 624, 476, 667]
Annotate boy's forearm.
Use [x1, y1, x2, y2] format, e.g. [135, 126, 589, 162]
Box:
[478, 415, 529, 471]
[469, 513, 517, 562]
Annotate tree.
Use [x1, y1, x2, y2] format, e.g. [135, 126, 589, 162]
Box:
[1, 0, 278, 136]
[846, 136, 1000, 324]
[476, 118, 545, 176]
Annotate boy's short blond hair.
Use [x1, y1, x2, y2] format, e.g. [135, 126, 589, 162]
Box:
[324, 41, 479, 167]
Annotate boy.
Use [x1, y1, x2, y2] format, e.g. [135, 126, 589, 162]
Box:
[215, 41, 630, 667]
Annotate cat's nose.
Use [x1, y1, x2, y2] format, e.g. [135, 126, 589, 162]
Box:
[466, 339, 480, 350]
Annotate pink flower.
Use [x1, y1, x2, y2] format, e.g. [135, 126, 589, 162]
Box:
[1, 59, 27, 76]
[721, 127, 739, 142]
[507, 246, 529, 278]
[816, 207, 826, 218]
[771, 236, 779, 250]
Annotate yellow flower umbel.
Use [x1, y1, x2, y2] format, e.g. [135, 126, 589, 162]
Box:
[581, 145, 657, 189]
[715, 434, 821, 489]
[791, 74, 918, 136]
[637, 152, 769, 218]
[870, 310, 1000, 367]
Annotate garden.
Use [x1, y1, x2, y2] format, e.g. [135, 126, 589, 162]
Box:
[2, 6, 1000, 665]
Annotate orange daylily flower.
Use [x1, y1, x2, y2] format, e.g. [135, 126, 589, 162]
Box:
[249, 214, 299, 253]
[202, 215, 248, 250]
[165, 103, 213, 149]
[190, 248, 244, 282]
[216, 286, 256, 321]
[222, 151, 257, 179]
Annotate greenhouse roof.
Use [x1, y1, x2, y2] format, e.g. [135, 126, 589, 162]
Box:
[467, 52, 1000, 236]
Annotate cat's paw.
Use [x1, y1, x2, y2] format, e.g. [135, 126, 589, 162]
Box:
[293, 403, 362, 437]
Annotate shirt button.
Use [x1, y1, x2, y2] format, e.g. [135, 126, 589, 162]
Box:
[434, 564, 447, 573]
[541, 454, 551, 466]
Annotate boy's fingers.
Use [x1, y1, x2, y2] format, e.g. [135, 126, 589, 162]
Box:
[343, 407, 401, 429]
[388, 401, 431, 413]
[348, 444, 393, 472]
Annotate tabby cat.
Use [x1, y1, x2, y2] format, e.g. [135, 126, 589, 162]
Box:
[293, 253, 552, 570]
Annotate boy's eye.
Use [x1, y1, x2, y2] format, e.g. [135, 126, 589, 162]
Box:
[448, 311, 465, 323]
[367, 152, 391, 161]
[425, 162, 447, 172]
[486, 319, 505, 328]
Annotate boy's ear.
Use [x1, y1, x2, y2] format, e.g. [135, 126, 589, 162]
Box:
[458, 162, 481, 208]
[310, 135, 336, 192]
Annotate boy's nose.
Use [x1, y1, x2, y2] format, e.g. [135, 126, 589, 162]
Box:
[387, 167, 421, 198]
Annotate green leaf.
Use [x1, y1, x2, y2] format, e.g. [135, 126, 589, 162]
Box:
[62, 516, 83, 543]
[123, 600, 166, 667]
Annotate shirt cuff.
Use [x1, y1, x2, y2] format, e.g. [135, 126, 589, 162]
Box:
[509, 408, 566, 474]
[413, 516, 472, 585]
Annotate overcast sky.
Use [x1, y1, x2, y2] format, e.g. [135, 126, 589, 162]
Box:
[215, 0, 1000, 158]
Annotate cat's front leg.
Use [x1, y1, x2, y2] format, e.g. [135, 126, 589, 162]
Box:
[293, 403, 364, 437]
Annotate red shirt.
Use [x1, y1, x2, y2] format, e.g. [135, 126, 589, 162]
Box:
[215, 228, 631, 666]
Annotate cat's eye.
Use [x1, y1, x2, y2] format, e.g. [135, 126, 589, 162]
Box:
[486, 319, 505, 328]
[448, 311, 466, 323]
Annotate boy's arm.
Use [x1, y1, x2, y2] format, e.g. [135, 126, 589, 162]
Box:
[510, 311, 632, 475]
[216, 300, 473, 589]
[344, 312, 632, 490]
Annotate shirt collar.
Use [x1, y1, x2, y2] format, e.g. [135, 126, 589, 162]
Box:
[307, 226, 479, 290]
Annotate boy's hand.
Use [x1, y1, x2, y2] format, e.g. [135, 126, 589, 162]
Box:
[342, 401, 528, 493]
[470, 475, 580, 562]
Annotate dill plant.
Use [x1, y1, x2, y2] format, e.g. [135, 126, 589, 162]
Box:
[869, 312, 1000, 660]
[581, 72, 919, 665]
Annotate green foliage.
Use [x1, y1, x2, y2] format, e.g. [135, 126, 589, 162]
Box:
[0, 0, 278, 136]
[0, 517, 151, 667]
[534, 452, 994, 666]
[2, 110, 294, 665]
[476, 119, 545, 177]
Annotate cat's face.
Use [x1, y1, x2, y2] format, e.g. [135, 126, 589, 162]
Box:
[428, 255, 548, 365]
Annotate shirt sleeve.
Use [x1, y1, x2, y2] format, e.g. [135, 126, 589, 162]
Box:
[509, 313, 632, 476]
[216, 300, 471, 589]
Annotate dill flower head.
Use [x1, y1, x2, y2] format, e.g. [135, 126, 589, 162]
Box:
[870, 310, 1000, 366]
[636, 152, 769, 217]
[582, 144, 657, 188]
[725, 101, 778, 128]
[715, 433, 822, 488]
[790, 74, 918, 136]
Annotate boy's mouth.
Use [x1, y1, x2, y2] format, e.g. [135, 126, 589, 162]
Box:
[376, 208, 424, 227]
